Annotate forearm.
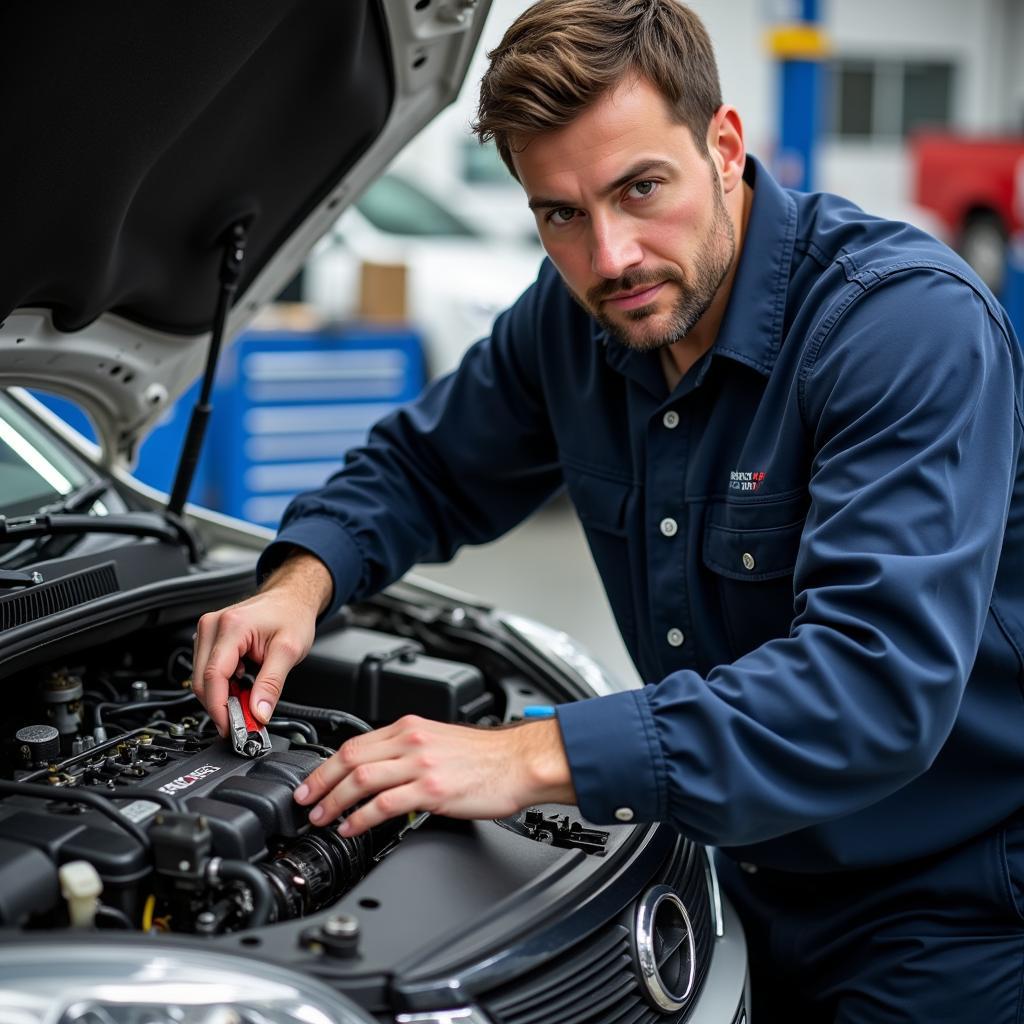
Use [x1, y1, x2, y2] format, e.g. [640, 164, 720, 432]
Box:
[261, 547, 334, 617]
[508, 717, 577, 806]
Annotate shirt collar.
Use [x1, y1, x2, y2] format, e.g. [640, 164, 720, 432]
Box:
[600, 154, 797, 392]
[712, 154, 797, 377]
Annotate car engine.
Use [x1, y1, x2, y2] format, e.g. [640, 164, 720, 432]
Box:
[0, 608, 511, 937]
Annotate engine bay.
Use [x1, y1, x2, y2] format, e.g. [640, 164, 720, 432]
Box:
[0, 594, 596, 941]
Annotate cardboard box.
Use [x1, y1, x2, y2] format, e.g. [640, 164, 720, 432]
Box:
[358, 260, 408, 322]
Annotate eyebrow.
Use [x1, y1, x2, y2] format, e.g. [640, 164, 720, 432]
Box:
[527, 159, 673, 211]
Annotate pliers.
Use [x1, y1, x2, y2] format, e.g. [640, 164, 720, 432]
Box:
[227, 675, 271, 759]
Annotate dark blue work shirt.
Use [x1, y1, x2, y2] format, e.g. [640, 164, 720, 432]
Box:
[262, 157, 1024, 872]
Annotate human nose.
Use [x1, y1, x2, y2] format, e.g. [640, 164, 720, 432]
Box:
[590, 210, 642, 280]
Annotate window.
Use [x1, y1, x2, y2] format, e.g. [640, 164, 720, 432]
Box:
[461, 138, 517, 185]
[0, 392, 92, 518]
[355, 174, 476, 237]
[830, 58, 955, 140]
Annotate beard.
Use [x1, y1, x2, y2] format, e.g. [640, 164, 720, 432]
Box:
[577, 178, 736, 353]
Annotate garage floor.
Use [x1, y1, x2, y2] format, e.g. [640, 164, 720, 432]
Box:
[413, 495, 641, 690]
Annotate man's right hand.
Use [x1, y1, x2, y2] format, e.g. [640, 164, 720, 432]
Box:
[191, 550, 334, 737]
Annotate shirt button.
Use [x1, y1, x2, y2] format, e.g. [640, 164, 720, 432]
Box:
[614, 807, 635, 822]
[666, 628, 684, 647]
[659, 517, 678, 537]
[662, 410, 680, 429]
[742, 552, 756, 571]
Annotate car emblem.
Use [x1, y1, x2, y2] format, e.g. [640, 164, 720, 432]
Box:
[633, 884, 696, 1013]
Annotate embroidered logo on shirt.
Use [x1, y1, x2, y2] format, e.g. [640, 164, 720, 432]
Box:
[729, 470, 766, 492]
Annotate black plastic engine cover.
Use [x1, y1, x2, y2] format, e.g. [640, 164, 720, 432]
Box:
[0, 738, 322, 922]
[292, 627, 491, 724]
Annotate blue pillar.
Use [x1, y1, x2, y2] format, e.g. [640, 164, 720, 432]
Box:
[768, 0, 829, 192]
[1004, 235, 1024, 341]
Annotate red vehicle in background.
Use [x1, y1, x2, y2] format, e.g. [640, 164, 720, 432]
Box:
[911, 133, 1024, 295]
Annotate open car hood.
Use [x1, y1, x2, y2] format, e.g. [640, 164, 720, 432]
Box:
[0, 0, 490, 464]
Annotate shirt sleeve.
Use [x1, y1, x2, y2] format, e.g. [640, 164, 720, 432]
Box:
[558, 269, 1023, 846]
[258, 264, 564, 616]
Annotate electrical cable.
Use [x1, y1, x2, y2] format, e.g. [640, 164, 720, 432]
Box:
[94, 691, 197, 728]
[275, 700, 372, 734]
[142, 894, 156, 931]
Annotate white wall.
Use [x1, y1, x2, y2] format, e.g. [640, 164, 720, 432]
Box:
[395, 0, 1024, 233]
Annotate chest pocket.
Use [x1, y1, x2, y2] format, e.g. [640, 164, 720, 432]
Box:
[702, 496, 807, 660]
[563, 466, 637, 652]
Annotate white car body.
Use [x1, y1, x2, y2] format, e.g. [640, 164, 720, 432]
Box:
[304, 173, 546, 378]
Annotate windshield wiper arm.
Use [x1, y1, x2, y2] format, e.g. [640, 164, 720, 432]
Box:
[0, 569, 44, 590]
[38, 479, 110, 516]
[0, 511, 199, 563]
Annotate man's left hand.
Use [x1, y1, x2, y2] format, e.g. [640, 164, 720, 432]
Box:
[293, 715, 576, 836]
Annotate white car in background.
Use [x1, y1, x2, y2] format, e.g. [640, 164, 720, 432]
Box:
[303, 172, 545, 378]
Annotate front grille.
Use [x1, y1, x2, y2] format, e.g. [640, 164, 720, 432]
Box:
[480, 838, 713, 1024]
[0, 562, 119, 631]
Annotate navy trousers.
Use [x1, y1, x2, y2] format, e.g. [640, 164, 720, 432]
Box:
[716, 813, 1024, 1023]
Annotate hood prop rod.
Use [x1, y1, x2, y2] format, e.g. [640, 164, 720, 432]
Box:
[167, 223, 247, 519]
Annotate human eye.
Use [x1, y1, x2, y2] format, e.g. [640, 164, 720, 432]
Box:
[626, 179, 658, 200]
[546, 206, 578, 226]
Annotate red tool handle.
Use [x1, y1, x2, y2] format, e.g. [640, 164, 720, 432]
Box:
[228, 677, 261, 732]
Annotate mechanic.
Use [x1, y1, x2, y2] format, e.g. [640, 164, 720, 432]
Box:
[192, 1, 1024, 1019]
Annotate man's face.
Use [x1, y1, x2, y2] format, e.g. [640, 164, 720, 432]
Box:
[513, 77, 736, 352]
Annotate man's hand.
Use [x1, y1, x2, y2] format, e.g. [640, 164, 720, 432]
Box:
[293, 715, 576, 836]
[192, 551, 333, 736]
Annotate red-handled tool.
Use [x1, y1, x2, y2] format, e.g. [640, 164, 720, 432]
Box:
[227, 675, 271, 759]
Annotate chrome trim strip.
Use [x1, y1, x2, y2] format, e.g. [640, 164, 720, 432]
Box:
[704, 846, 724, 939]
[396, 1009, 492, 1024]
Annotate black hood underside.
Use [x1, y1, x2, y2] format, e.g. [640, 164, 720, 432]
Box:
[0, 0, 392, 336]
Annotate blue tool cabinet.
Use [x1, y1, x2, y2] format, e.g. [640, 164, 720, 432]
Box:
[36, 325, 426, 529]
[206, 327, 425, 527]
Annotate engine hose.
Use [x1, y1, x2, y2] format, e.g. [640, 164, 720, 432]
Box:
[266, 717, 318, 743]
[95, 903, 134, 930]
[216, 859, 274, 927]
[274, 701, 372, 735]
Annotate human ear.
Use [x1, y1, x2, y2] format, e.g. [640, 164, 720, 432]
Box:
[706, 105, 745, 193]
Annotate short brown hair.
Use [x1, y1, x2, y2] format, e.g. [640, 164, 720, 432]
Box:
[473, 0, 722, 177]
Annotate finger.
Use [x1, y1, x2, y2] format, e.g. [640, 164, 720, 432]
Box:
[295, 732, 410, 804]
[337, 782, 423, 838]
[249, 636, 301, 724]
[191, 616, 216, 703]
[307, 759, 414, 826]
[202, 634, 250, 738]
[192, 615, 228, 735]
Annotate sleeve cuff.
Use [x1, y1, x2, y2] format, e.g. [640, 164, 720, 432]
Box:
[556, 686, 665, 824]
[257, 515, 366, 619]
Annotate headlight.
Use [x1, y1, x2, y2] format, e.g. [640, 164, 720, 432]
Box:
[501, 614, 628, 696]
[0, 942, 374, 1024]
